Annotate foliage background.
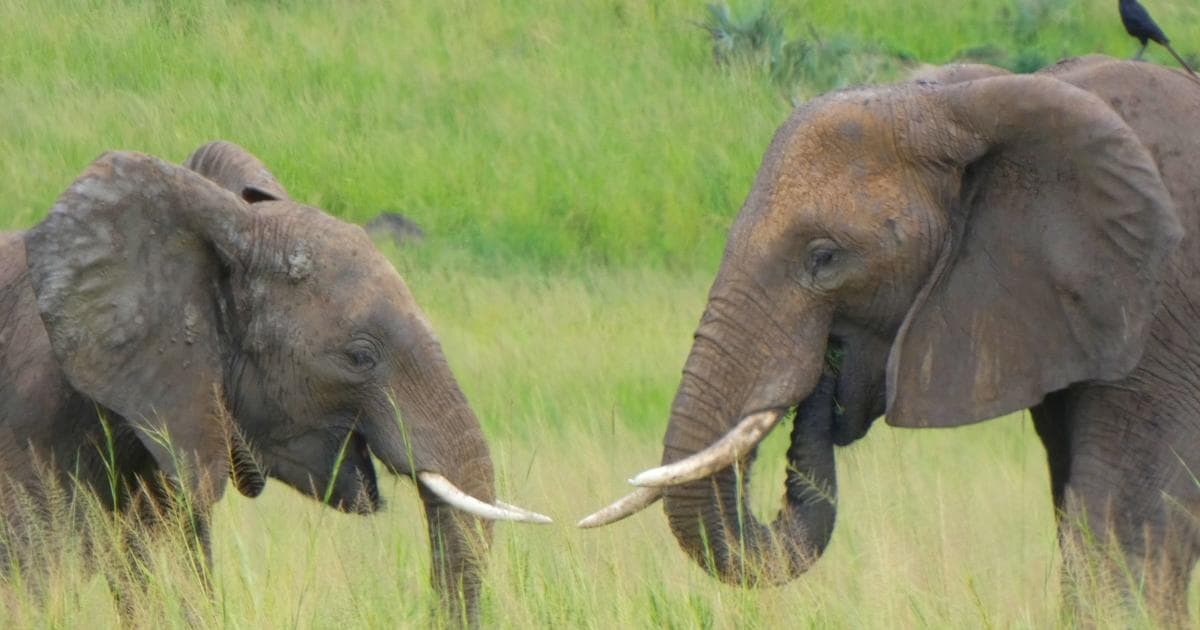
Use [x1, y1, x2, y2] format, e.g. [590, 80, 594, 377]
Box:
[5, 0, 1196, 269]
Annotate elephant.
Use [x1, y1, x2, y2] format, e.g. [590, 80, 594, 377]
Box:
[581, 55, 1200, 622]
[0, 141, 549, 626]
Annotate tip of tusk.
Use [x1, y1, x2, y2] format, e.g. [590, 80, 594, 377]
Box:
[496, 500, 554, 524]
[627, 409, 783, 488]
[508, 511, 554, 525]
[576, 486, 663, 529]
[576, 514, 607, 529]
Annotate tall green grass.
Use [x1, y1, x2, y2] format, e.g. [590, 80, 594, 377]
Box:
[4, 0, 1198, 268]
[0, 261, 1178, 627]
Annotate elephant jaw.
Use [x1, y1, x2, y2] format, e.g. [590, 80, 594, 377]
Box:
[315, 429, 383, 514]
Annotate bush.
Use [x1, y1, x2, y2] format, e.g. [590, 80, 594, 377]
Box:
[697, 1, 914, 96]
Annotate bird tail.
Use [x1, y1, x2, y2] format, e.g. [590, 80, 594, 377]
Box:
[1163, 43, 1200, 86]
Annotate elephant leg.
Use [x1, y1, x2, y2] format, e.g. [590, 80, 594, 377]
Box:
[1031, 391, 1072, 513]
[1032, 391, 1089, 626]
[1047, 383, 1200, 627]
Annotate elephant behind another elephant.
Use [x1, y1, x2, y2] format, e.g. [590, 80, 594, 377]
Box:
[0, 141, 549, 626]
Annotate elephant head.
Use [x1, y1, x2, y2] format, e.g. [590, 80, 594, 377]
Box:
[581, 62, 1183, 584]
[22, 142, 549, 625]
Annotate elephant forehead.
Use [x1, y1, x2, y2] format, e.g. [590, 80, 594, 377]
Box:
[777, 91, 901, 166]
[757, 159, 911, 240]
[263, 229, 423, 317]
[758, 98, 910, 227]
[328, 250, 435, 331]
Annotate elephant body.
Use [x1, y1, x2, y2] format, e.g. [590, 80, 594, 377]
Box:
[1029, 57, 1200, 615]
[587, 55, 1200, 622]
[0, 142, 544, 626]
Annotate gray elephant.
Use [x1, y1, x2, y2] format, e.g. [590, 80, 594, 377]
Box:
[0, 141, 548, 626]
[582, 55, 1200, 623]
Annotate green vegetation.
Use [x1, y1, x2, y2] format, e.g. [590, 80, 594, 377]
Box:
[3, 0, 1199, 626]
[4, 0, 1198, 268]
[0, 265, 1165, 626]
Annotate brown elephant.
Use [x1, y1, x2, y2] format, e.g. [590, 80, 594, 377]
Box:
[0, 141, 548, 626]
[582, 55, 1200, 622]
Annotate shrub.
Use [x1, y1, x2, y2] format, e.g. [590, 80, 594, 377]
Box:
[697, 1, 913, 96]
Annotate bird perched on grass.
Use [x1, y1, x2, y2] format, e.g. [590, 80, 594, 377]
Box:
[1119, 0, 1200, 84]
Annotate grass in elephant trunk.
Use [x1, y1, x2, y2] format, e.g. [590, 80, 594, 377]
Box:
[0, 255, 1181, 627]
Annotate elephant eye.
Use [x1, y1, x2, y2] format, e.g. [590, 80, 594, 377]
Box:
[810, 248, 836, 269]
[806, 239, 841, 275]
[344, 343, 379, 372]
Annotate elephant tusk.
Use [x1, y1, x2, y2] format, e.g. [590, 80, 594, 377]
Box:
[627, 409, 783, 487]
[417, 472, 553, 524]
[576, 486, 663, 529]
[495, 500, 555, 523]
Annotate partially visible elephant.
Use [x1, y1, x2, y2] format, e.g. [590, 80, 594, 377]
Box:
[0, 141, 548, 626]
[582, 56, 1200, 622]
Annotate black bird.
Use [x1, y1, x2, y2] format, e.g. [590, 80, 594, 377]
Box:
[1119, 0, 1200, 82]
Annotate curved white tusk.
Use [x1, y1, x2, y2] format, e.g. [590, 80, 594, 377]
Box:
[627, 409, 783, 488]
[576, 486, 663, 529]
[417, 472, 553, 524]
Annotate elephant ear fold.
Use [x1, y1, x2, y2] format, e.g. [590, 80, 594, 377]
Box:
[24, 151, 255, 497]
[183, 140, 289, 203]
[885, 75, 1183, 428]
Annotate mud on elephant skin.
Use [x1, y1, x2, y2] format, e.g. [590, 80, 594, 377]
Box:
[0, 140, 548, 626]
[582, 56, 1200, 621]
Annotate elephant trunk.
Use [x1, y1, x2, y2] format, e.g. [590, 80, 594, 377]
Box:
[421, 463, 493, 628]
[418, 412, 494, 629]
[660, 293, 837, 585]
[363, 343, 497, 628]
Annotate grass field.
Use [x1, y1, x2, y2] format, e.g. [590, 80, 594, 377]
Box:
[3, 266, 1069, 628]
[3, 0, 1200, 627]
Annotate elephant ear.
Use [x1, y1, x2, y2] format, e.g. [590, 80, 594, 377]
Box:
[886, 75, 1183, 427]
[24, 151, 255, 497]
[183, 140, 288, 203]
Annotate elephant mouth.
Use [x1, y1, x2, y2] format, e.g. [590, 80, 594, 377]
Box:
[822, 336, 879, 447]
[822, 337, 851, 444]
[329, 430, 382, 515]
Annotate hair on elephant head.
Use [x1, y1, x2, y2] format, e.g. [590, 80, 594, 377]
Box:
[581, 55, 1199, 606]
[7, 141, 549, 626]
